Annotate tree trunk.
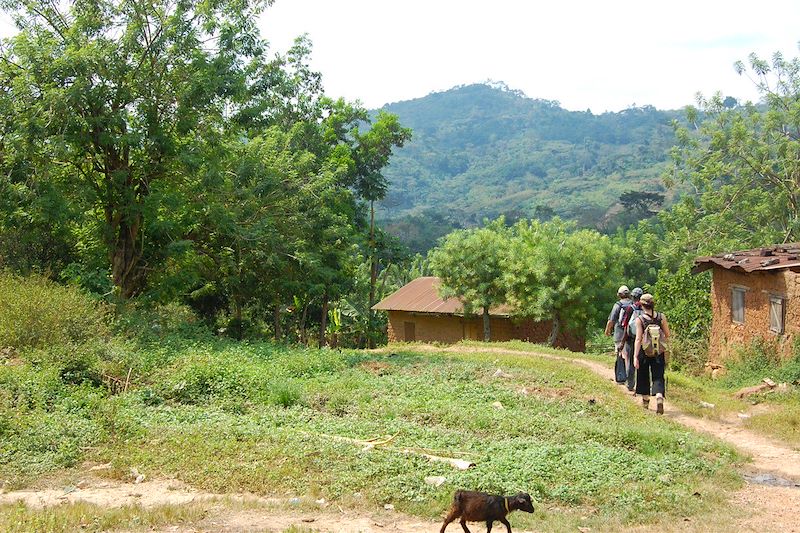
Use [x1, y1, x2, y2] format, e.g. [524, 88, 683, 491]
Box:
[233, 297, 243, 340]
[299, 300, 310, 345]
[273, 304, 282, 341]
[368, 200, 378, 349]
[548, 314, 560, 346]
[318, 290, 329, 348]
[110, 216, 143, 299]
[483, 306, 491, 342]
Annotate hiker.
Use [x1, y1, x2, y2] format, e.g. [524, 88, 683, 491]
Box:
[633, 293, 670, 414]
[622, 287, 644, 392]
[605, 285, 632, 383]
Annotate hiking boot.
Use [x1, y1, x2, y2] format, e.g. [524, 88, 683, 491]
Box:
[642, 398, 650, 410]
[656, 398, 664, 415]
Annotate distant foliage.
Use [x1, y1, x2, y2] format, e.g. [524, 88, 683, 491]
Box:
[378, 83, 682, 251]
[653, 264, 711, 340]
[428, 217, 621, 344]
[0, 272, 110, 350]
[504, 218, 622, 342]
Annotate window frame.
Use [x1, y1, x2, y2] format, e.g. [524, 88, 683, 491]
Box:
[768, 294, 786, 335]
[731, 286, 746, 324]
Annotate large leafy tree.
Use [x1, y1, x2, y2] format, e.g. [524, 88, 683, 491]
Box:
[667, 50, 800, 253]
[504, 219, 620, 345]
[0, 0, 276, 297]
[429, 218, 509, 341]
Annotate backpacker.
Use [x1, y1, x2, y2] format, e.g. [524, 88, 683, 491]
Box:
[617, 300, 634, 338]
[627, 304, 643, 339]
[641, 312, 668, 357]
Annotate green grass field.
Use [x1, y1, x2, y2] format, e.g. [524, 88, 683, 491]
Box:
[1, 336, 745, 532]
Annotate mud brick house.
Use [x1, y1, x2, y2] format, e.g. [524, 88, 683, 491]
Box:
[693, 245, 800, 361]
[371, 276, 584, 351]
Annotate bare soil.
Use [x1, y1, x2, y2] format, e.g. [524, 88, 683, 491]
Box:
[2, 344, 799, 532]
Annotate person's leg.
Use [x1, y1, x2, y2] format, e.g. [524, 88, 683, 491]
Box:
[651, 354, 666, 414]
[625, 340, 636, 392]
[635, 351, 650, 409]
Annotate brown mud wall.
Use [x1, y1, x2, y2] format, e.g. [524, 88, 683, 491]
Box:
[385, 311, 584, 352]
[709, 267, 800, 362]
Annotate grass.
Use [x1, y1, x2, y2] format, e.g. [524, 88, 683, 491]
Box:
[0, 501, 208, 533]
[661, 341, 800, 448]
[1, 336, 745, 532]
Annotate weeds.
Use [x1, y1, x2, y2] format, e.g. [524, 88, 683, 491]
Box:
[0, 501, 207, 533]
[0, 271, 110, 350]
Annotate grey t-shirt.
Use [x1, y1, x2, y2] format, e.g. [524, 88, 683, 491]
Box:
[608, 298, 632, 343]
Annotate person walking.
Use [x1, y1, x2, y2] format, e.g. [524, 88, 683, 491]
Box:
[622, 287, 644, 392]
[605, 285, 632, 383]
[633, 293, 670, 414]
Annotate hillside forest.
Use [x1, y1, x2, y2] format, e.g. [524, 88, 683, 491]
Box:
[2, 0, 800, 359]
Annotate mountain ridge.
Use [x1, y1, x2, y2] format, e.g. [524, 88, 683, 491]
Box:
[375, 83, 686, 252]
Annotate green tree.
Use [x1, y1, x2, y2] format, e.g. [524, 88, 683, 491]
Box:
[429, 218, 509, 341]
[668, 50, 800, 251]
[0, 0, 275, 297]
[504, 219, 621, 345]
[351, 112, 411, 347]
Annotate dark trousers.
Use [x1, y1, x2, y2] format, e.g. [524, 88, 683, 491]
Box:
[624, 339, 636, 391]
[636, 350, 665, 397]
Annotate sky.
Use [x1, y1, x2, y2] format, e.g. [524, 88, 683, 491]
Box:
[259, 0, 800, 112]
[0, 1, 798, 112]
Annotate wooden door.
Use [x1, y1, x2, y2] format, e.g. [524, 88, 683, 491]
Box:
[404, 321, 416, 341]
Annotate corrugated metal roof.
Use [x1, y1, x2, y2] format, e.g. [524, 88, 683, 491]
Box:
[371, 276, 514, 316]
[693, 244, 800, 274]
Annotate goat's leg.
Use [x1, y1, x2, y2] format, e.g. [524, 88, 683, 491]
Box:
[486, 520, 493, 532]
[439, 510, 459, 533]
[459, 517, 472, 533]
[499, 517, 512, 533]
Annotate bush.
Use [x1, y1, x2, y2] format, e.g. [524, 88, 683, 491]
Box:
[720, 338, 800, 388]
[0, 271, 110, 350]
[114, 301, 211, 341]
[667, 336, 708, 375]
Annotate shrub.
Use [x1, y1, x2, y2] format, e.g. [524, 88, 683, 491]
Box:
[667, 336, 708, 375]
[114, 301, 211, 341]
[0, 271, 110, 350]
[720, 338, 800, 388]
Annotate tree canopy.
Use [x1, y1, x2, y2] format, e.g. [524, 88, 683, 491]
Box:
[0, 0, 408, 346]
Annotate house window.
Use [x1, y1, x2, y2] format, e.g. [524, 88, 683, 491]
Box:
[769, 296, 785, 334]
[731, 287, 746, 324]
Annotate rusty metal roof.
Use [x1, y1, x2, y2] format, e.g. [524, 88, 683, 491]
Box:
[693, 244, 800, 274]
[371, 276, 513, 316]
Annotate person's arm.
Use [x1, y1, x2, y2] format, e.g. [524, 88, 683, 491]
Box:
[661, 314, 670, 338]
[605, 303, 619, 336]
[633, 317, 643, 369]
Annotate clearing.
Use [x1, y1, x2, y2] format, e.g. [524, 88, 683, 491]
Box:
[2, 342, 799, 532]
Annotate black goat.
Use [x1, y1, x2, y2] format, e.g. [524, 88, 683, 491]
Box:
[440, 490, 534, 533]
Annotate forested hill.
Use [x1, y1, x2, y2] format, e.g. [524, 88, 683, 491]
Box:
[376, 83, 685, 252]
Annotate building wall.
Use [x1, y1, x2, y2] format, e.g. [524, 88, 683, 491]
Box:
[386, 311, 585, 351]
[709, 267, 800, 362]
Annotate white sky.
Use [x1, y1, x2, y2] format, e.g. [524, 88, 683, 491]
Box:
[1, 1, 798, 112]
[260, 0, 800, 111]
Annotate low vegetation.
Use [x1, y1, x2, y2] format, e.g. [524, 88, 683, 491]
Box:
[583, 326, 800, 448]
[0, 273, 747, 532]
[667, 342, 800, 447]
